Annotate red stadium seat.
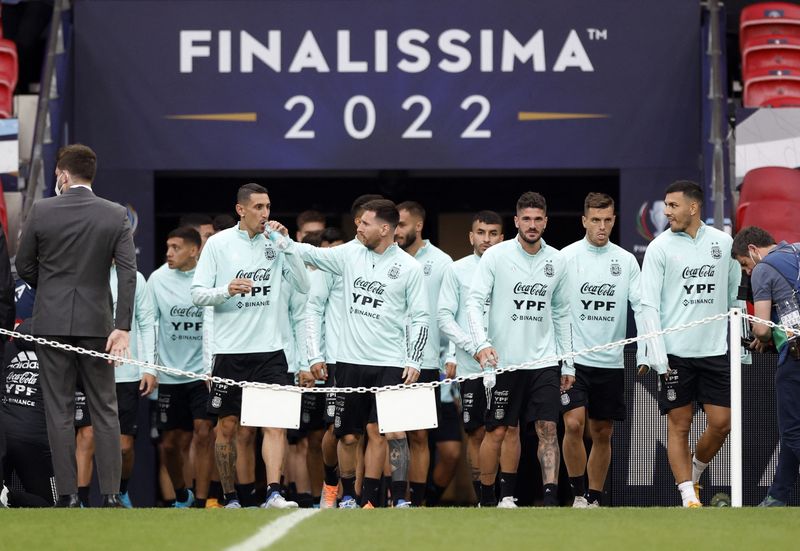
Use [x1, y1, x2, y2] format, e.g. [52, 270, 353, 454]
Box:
[0, 38, 17, 91]
[743, 67, 800, 107]
[0, 78, 12, 118]
[740, 3, 800, 51]
[743, 36, 800, 75]
[760, 95, 800, 107]
[739, 166, 800, 202]
[737, 167, 800, 242]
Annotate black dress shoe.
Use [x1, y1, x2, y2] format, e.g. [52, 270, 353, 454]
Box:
[102, 494, 125, 508]
[55, 494, 81, 508]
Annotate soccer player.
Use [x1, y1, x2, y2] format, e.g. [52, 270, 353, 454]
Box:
[298, 199, 429, 508]
[74, 264, 157, 508]
[393, 201, 453, 506]
[180, 213, 216, 252]
[148, 226, 215, 508]
[438, 210, 507, 503]
[640, 180, 741, 507]
[191, 183, 309, 509]
[731, 226, 800, 507]
[309, 203, 378, 509]
[296, 210, 326, 243]
[467, 191, 574, 508]
[560, 193, 647, 507]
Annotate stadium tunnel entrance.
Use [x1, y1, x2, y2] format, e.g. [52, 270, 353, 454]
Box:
[153, 170, 620, 266]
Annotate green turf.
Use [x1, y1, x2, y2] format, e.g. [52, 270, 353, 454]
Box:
[2, 508, 799, 551]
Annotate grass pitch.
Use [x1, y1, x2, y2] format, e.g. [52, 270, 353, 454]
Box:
[2, 508, 798, 551]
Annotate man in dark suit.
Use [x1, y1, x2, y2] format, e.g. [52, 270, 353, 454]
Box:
[15, 144, 137, 508]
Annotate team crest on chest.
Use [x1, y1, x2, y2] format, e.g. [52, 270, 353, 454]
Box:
[423, 261, 433, 276]
[610, 260, 621, 277]
[388, 263, 401, 280]
[544, 261, 555, 278]
[710, 242, 722, 260]
[264, 244, 276, 261]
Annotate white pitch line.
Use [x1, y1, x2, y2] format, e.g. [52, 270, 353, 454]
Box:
[224, 509, 320, 551]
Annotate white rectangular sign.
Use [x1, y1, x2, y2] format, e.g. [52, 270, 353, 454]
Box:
[240, 386, 302, 429]
[376, 386, 438, 434]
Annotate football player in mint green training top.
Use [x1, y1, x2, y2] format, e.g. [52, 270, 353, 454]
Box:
[640, 180, 742, 507]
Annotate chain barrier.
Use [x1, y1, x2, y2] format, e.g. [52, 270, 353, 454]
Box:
[0, 311, 736, 395]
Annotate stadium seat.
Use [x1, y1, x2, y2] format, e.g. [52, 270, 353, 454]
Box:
[0, 38, 17, 92]
[737, 167, 800, 242]
[759, 95, 800, 107]
[743, 67, 800, 107]
[740, 3, 800, 51]
[739, 166, 800, 202]
[742, 36, 800, 75]
[0, 78, 12, 119]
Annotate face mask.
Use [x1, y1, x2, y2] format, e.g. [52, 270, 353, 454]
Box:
[55, 176, 66, 196]
[748, 249, 763, 266]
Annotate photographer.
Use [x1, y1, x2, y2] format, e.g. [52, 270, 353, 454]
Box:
[731, 226, 800, 507]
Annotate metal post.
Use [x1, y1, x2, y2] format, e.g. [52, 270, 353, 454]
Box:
[729, 307, 743, 507]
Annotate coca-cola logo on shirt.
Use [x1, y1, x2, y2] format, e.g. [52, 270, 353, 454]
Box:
[682, 265, 716, 279]
[353, 277, 386, 295]
[6, 371, 39, 385]
[170, 305, 204, 318]
[513, 282, 548, 296]
[235, 268, 272, 282]
[580, 283, 617, 296]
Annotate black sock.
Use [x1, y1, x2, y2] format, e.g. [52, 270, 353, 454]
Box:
[391, 481, 408, 506]
[194, 498, 207, 508]
[361, 477, 381, 507]
[209, 481, 223, 500]
[543, 483, 558, 506]
[287, 482, 298, 500]
[324, 464, 339, 487]
[409, 482, 426, 506]
[569, 476, 586, 499]
[296, 492, 314, 508]
[78, 486, 90, 507]
[236, 482, 257, 506]
[341, 476, 356, 500]
[472, 480, 481, 503]
[382, 475, 392, 507]
[499, 472, 517, 499]
[223, 491, 239, 504]
[175, 487, 189, 503]
[587, 489, 603, 505]
[426, 483, 446, 507]
[164, 498, 176, 507]
[480, 483, 497, 506]
[266, 483, 283, 498]
[120, 478, 129, 494]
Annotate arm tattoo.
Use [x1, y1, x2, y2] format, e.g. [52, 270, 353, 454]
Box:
[215, 442, 237, 494]
[535, 420, 559, 485]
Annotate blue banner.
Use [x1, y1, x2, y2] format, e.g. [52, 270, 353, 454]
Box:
[74, 0, 700, 171]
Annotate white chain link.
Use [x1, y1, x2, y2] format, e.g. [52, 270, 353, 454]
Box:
[741, 312, 799, 339]
[0, 310, 731, 395]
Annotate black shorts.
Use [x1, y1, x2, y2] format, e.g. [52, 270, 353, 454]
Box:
[485, 366, 560, 430]
[300, 392, 327, 432]
[433, 401, 463, 443]
[460, 378, 488, 433]
[658, 354, 730, 415]
[333, 363, 404, 438]
[323, 364, 337, 427]
[419, 368, 443, 407]
[658, 354, 731, 415]
[208, 351, 289, 419]
[74, 382, 140, 436]
[158, 381, 215, 431]
[561, 364, 626, 421]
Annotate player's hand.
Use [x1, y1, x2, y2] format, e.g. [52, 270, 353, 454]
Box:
[560, 375, 575, 392]
[748, 337, 768, 353]
[444, 362, 457, 380]
[267, 220, 289, 236]
[106, 329, 130, 366]
[311, 362, 328, 381]
[139, 373, 158, 397]
[475, 347, 499, 369]
[637, 364, 651, 376]
[298, 371, 316, 388]
[228, 278, 253, 296]
[402, 366, 420, 384]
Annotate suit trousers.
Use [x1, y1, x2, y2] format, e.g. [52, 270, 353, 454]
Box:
[36, 337, 121, 495]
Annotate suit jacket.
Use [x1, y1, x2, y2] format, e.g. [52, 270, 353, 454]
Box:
[0, 230, 15, 338]
[15, 186, 137, 337]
